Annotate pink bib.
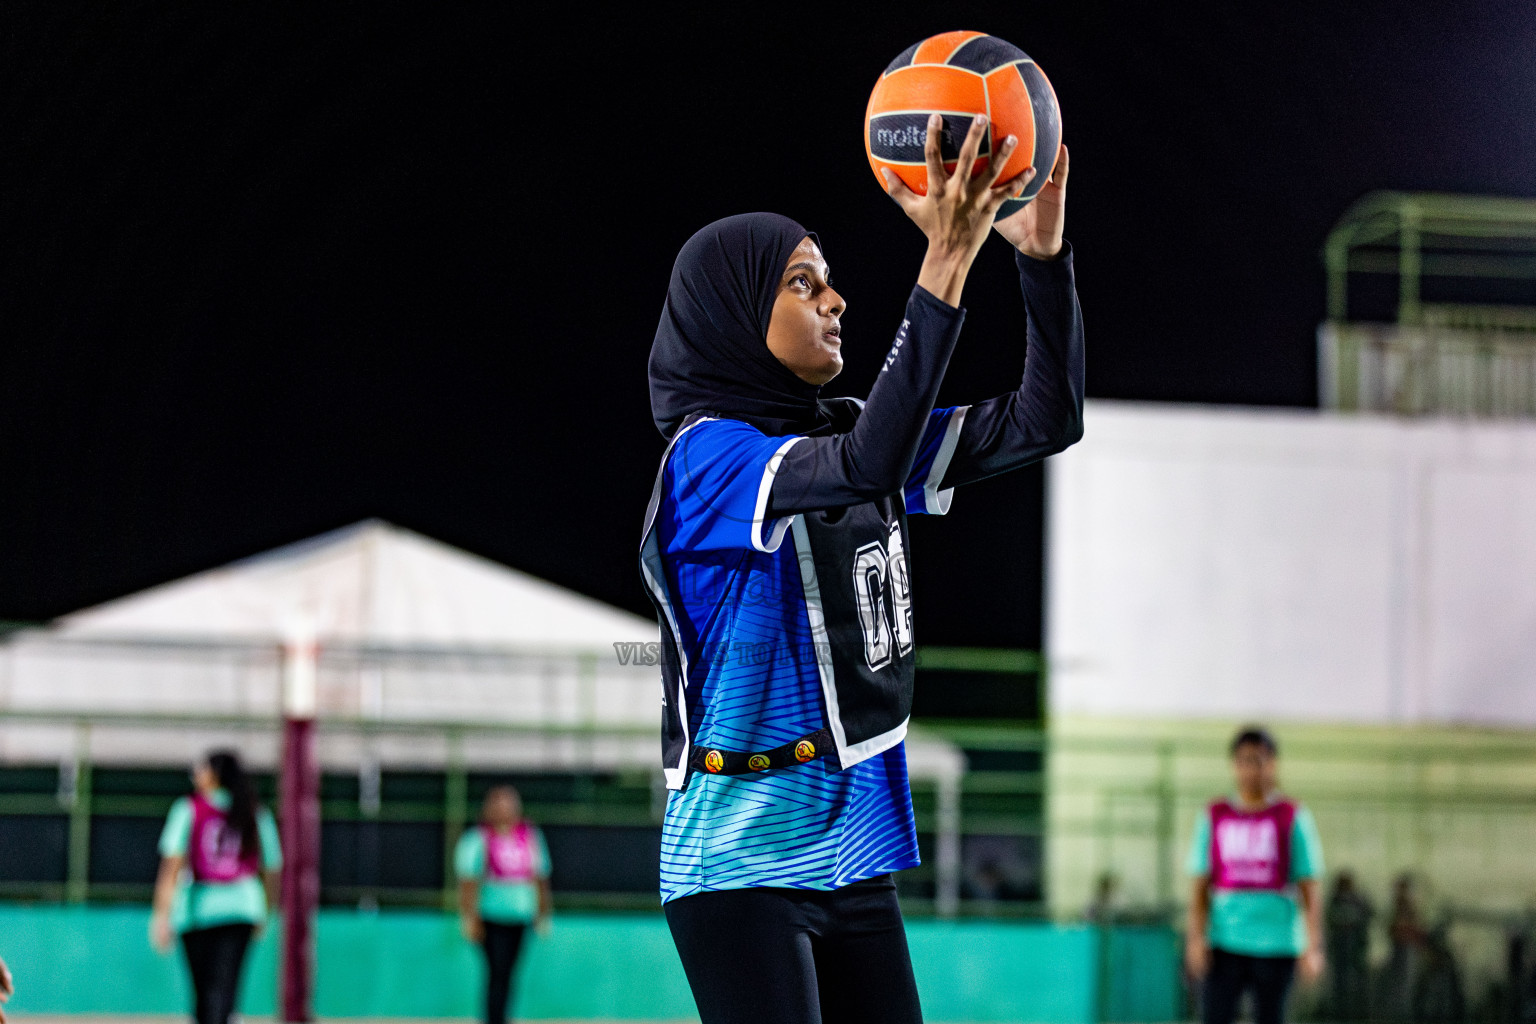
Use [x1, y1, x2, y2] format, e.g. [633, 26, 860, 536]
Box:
[482, 822, 537, 881]
[1208, 797, 1295, 891]
[188, 794, 262, 883]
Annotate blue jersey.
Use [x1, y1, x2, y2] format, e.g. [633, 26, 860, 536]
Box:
[641, 406, 966, 902]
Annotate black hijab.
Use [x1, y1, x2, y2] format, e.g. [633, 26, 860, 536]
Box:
[649, 212, 832, 439]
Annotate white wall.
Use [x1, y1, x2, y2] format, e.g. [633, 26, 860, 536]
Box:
[1047, 401, 1536, 726]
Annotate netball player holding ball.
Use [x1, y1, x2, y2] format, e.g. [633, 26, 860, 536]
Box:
[1185, 727, 1327, 1024]
[640, 85, 1084, 1019]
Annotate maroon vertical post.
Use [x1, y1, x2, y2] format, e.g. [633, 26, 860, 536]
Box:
[280, 634, 320, 1022]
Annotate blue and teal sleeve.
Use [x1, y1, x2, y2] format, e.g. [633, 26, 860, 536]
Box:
[662, 419, 805, 555]
[902, 407, 966, 515]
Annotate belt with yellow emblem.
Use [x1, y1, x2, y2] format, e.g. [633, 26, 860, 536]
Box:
[689, 728, 834, 777]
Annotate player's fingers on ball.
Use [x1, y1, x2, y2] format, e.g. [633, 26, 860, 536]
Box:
[995, 167, 1035, 198]
[881, 168, 919, 210]
[981, 135, 1019, 188]
[955, 113, 988, 187]
[923, 114, 946, 195]
[985, 179, 1022, 213]
[982, 182, 1013, 213]
[1052, 144, 1069, 187]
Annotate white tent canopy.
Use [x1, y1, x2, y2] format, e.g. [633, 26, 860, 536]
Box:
[53, 518, 657, 649]
[1, 520, 659, 746]
[0, 519, 963, 781]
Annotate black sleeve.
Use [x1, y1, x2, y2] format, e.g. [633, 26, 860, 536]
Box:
[937, 243, 1085, 489]
[766, 285, 965, 516]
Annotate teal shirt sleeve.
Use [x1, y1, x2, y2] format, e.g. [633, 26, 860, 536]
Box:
[159, 797, 194, 858]
[258, 807, 283, 871]
[1290, 806, 1324, 880]
[1185, 811, 1211, 877]
[455, 828, 486, 880]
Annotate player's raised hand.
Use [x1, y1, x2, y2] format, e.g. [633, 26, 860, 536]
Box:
[882, 113, 1034, 304]
[994, 143, 1068, 260]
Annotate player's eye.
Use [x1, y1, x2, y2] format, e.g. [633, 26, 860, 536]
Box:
[791, 274, 811, 289]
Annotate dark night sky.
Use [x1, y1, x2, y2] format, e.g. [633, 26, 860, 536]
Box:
[3, 2, 1534, 648]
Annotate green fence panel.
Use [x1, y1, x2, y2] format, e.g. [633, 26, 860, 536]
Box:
[313, 911, 696, 1018]
[0, 903, 279, 1013]
[907, 921, 1099, 1022]
[1099, 925, 1183, 1022]
[0, 904, 1176, 1020]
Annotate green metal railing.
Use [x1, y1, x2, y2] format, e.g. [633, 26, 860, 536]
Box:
[1048, 725, 1536, 927]
[0, 646, 1053, 914]
[1324, 191, 1536, 324]
[1320, 191, 1536, 417]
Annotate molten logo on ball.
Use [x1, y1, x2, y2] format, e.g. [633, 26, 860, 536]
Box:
[704, 750, 724, 773]
[795, 741, 816, 763]
[748, 754, 771, 772]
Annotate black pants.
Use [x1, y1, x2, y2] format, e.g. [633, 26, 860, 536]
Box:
[481, 921, 528, 1024]
[664, 875, 922, 1024]
[1203, 947, 1297, 1024]
[180, 922, 254, 1024]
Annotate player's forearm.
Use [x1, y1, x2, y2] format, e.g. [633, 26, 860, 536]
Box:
[1013, 243, 1085, 446]
[916, 244, 975, 308]
[1186, 879, 1211, 940]
[458, 880, 480, 919]
[1299, 878, 1324, 951]
[769, 286, 964, 514]
[151, 856, 182, 916]
[938, 245, 1085, 489]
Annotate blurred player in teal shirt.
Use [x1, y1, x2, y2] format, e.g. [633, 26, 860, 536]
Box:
[1185, 727, 1325, 1024]
[151, 750, 282, 1024]
[456, 785, 551, 1024]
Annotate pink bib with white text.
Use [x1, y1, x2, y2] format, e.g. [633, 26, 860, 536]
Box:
[1208, 798, 1295, 891]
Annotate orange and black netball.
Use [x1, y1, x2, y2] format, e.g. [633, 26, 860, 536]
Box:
[865, 31, 1061, 218]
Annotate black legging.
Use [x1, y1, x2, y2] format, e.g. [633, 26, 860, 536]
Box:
[180, 922, 254, 1024]
[481, 921, 528, 1024]
[1203, 947, 1297, 1024]
[664, 874, 922, 1024]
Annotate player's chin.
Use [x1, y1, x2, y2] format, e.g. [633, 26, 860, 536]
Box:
[809, 351, 843, 386]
